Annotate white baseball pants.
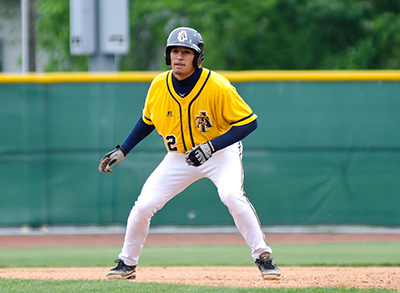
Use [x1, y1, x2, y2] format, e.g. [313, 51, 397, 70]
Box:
[118, 142, 272, 266]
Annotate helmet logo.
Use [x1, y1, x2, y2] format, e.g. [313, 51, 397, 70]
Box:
[177, 31, 188, 42]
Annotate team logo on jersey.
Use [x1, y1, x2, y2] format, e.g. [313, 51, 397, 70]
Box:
[177, 31, 188, 42]
[195, 111, 212, 132]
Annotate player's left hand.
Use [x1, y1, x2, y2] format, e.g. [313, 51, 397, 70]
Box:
[185, 141, 216, 167]
[99, 145, 126, 173]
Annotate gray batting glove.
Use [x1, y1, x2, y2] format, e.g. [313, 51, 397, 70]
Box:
[185, 141, 216, 167]
[99, 145, 126, 173]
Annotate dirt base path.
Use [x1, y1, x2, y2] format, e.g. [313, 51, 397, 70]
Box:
[1, 233, 399, 290]
[0, 266, 399, 290]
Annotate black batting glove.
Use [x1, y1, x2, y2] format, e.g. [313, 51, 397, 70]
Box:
[185, 141, 216, 167]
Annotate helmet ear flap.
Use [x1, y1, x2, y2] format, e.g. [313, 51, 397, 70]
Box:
[195, 53, 204, 68]
[196, 43, 204, 68]
[164, 48, 171, 66]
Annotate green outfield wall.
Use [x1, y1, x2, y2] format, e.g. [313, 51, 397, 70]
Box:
[1, 71, 399, 228]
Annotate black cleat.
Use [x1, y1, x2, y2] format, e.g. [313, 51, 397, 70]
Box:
[106, 259, 136, 280]
[255, 252, 281, 280]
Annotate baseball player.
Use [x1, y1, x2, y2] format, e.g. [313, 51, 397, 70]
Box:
[99, 27, 281, 280]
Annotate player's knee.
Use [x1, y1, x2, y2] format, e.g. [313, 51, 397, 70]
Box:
[132, 199, 159, 219]
[218, 186, 243, 206]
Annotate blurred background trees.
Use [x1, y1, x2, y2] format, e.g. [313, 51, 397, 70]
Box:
[4, 0, 400, 71]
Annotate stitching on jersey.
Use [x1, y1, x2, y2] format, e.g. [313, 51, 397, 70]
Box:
[166, 71, 187, 152]
[187, 69, 212, 149]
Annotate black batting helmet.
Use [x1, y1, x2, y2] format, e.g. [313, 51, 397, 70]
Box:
[164, 27, 204, 68]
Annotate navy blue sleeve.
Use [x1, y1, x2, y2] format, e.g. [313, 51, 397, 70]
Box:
[120, 117, 155, 155]
[210, 119, 257, 151]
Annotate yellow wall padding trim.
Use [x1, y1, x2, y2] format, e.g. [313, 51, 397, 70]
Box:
[218, 70, 400, 82]
[1, 70, 400, 83]
[0, 72, 160, 83]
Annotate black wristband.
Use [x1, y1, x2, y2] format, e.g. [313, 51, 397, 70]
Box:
[116, 145, 127, 156]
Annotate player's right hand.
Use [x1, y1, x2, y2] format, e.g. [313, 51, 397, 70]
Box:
[185, 141, 216, 167]
[99, 145, 126, 173]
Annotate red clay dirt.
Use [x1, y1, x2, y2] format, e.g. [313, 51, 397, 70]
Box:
[0, 233, 399, 290]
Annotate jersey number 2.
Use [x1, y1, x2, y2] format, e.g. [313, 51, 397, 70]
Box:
[166, 135, 178, 152]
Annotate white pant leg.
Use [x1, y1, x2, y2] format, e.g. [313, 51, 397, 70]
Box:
[119, 152, 201, 266]
[200, 142, 272, 260]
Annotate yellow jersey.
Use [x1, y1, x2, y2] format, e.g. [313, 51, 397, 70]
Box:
[142, 68, 257, 153]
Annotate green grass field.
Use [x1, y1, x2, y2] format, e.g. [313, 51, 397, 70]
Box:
[0, 242, 399, 292]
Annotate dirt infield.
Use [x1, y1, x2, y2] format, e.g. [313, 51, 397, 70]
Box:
[1, 266, 399, 290]
[1, 233, 399, 290]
